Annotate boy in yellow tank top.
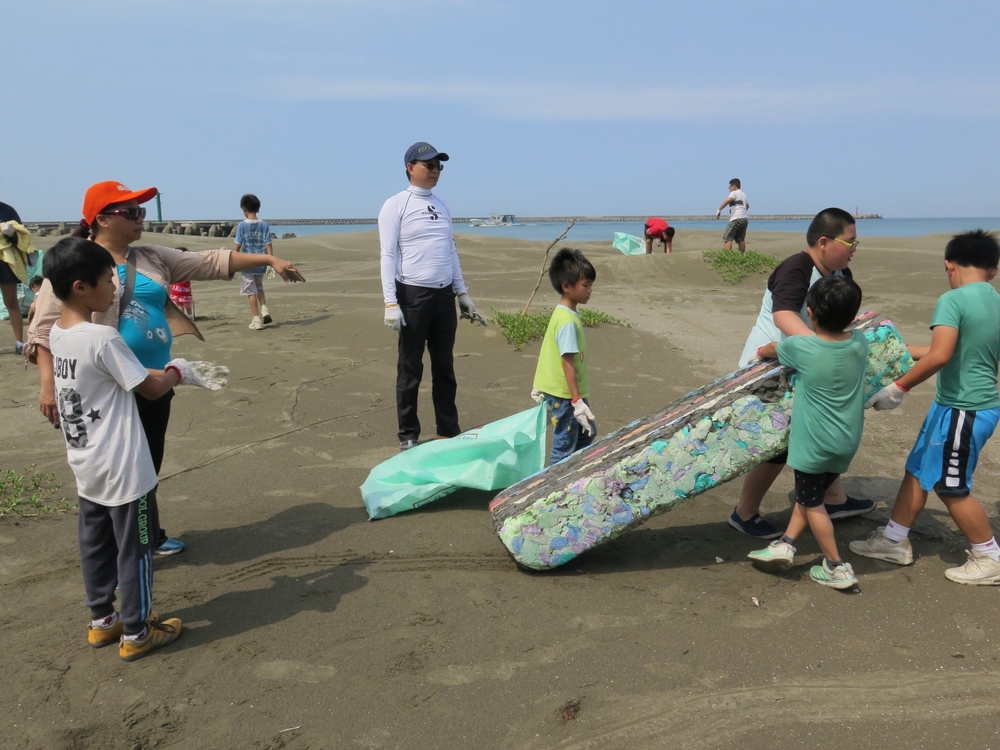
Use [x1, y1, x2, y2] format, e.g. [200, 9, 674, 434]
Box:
[531, 248, 597, 465]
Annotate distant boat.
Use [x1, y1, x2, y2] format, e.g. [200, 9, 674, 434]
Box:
[469, 214, 517, 227]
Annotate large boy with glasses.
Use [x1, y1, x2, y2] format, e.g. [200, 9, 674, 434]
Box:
[852, 230, 1000, 585]
[378, 142, 480, 451]
[728, 207, 875, 538]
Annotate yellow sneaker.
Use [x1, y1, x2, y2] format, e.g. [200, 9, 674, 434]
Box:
[119, 616, 182, 662]
[87, 613, 124, 649]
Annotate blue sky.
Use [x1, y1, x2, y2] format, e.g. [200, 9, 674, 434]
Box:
[5, 1, 999, 221]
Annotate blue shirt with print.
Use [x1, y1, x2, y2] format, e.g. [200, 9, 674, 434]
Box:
[235, 219, 271, 275]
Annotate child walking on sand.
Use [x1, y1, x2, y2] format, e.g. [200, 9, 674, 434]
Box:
[45, 237, 220, 660]
[852, 230, 1000, 585]
[234, 193, 274, 330]
[747, 275, 867, 589]
[531, 248, 598, 465]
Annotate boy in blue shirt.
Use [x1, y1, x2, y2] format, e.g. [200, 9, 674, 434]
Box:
[852, 230, 1000, 585]
[233, 193, 274, 330]
[531, 248, 598, 465]
[748, 275, 867, 589]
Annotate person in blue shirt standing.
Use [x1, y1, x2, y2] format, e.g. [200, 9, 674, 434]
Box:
[233, 194, 274, 330]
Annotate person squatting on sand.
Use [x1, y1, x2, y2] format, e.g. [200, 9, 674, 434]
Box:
[378, 142, 480, 452]
[851, 230, 1000, 585]
[530, 248, 598, 465]
[644, 217, 675, 254]
[26, 180, 303, 556]
[730, 207, 876, 538]
[747, 275, 867, 589]
[233, 193, 275, 330]
[43, 237, 225, 661]
[716, 178, 750, 252]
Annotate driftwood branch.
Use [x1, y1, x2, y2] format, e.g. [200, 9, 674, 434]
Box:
[522, 221, 575, 316]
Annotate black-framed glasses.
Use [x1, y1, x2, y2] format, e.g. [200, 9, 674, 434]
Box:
[418, 160, 444, 171]
[101, 206, 147, 221]
[830, 237, 860, 251]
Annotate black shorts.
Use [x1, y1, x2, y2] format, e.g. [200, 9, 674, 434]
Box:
[0, 261, 20, 285]
[793, 470, 839, 507]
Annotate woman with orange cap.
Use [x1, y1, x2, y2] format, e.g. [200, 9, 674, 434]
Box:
[25, 181, 304, 555]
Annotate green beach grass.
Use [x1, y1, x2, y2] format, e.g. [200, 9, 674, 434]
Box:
[0, 465, 69, 518]
[703, 249, 779, 284]
[493, 308, 631, 350]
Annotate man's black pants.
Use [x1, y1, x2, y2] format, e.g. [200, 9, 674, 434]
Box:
[396, 282, 460, 442]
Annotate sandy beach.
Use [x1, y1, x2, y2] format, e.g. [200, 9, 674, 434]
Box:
[3, 227, 1000, 749]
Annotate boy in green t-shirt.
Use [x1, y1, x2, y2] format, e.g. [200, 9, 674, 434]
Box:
[748, 275, 867, 589]
[852, 230, 1000, 585]
[531, 248, 597, 465]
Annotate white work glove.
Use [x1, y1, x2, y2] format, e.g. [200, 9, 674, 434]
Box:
[458, 293, 488, 326]
[266, 266, 277, 280]
[0, 222, 15, 238]
[384, 304, 405, 332]
[715, 211, 722, 220]
[530, 388, 545, 404]
[165, 359, 229, 391]
[864, 381, 908, 411]
[572, 398, 596, 436]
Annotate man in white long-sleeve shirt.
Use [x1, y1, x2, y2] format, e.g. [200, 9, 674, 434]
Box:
[378, 141, 479, 451]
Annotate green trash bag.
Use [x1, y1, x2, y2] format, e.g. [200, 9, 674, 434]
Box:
[612, 232, 645, 255]
[361, 403, 547, 520]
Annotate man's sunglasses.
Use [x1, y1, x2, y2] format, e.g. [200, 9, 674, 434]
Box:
[416, 160, 444, 171]
[101, 206, 147, 221]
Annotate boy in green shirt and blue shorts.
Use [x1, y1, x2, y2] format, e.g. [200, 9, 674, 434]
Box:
[531, 248, 598, 465]
[851, 230, 1000, 585]
[748, 275, 867, 589]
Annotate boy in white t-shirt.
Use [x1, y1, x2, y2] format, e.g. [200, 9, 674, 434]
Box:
[44, 237, 223, 661]
[233, 193, 274, 330]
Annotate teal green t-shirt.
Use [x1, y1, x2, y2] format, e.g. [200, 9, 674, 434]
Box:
[930, 282, 1000, 410]
[777, 330, 868, 474]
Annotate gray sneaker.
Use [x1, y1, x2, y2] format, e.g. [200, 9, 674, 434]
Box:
[809, 559, 858, 589]
[747, 540, 796, 571]
[944, 550, 1000, 585]
[849, 527, 914, 565]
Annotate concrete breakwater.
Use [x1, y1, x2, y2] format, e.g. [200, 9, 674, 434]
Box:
[24, 213, 881, 237]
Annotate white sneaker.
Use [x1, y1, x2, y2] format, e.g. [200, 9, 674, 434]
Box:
[944, 550, 1000, 585]
[809, 559, 858, 589]
[260, 305, 272, 325]
[747, 540, 796, 571]
[849, 527, 914, 565]
[249, 316, 264, 330]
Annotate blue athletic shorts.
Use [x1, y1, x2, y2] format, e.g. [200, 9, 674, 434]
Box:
[905, 402, 999, 497]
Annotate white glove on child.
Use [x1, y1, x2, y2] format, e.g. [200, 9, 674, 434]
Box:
[165, 359, 229, 391]
[0, 222, 15, 239]
[864, 381, 908, 411]
[384, 304, 405, 332]
[266, 267, 277, 280]
[458, 293, 488, 326]
[530, 388, 544, 404]
[572, 398, 596, 436]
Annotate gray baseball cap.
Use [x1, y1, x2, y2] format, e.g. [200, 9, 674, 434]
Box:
[404, 142, 450, 165]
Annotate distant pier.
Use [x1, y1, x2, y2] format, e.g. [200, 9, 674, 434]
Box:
[23, 214, 881, 237]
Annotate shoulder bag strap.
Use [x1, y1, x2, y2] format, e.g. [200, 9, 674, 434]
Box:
[118, 247, 137, 329]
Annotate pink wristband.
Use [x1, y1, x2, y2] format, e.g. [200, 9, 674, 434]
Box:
[894, 381, 909, 393]
[164, 365, 182, 383]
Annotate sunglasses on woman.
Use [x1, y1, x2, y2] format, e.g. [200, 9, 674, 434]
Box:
[101, 206, 147, 221]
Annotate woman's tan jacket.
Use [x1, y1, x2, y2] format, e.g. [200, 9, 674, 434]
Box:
[24, 244, 233, 363]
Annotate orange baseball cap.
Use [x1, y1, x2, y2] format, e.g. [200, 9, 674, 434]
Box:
[82, 181, 158, 226]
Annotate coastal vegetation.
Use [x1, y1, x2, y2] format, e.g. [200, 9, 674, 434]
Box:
[703, 249, 779, 284]
[493, 308, 631, 350]
[0, 465, 68, 517]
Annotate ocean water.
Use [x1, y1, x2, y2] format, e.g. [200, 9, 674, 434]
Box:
[278, 217, 1000, 241]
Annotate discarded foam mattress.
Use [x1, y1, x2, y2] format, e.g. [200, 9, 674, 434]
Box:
[489, 312, 913, 571]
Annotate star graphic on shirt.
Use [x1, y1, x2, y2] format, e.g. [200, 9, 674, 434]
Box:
[87, 408, 102, 422]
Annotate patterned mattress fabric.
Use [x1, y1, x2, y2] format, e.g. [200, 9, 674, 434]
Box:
[490, 312, 913, 571]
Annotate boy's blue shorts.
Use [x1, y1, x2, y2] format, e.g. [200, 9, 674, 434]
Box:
[905, 402, 999, 497]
